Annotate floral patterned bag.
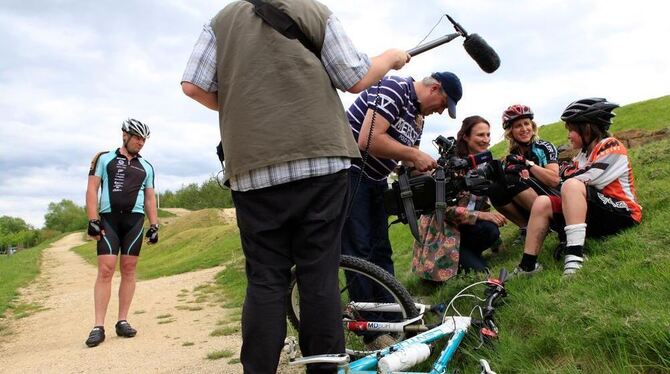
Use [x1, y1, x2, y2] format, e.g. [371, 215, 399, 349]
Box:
[411, 214, 461, 282]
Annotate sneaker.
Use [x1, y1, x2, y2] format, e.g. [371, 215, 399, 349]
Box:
[115, 320, 137, 338]
[512, 263, 543, 277]
[85, 326, 105, 347]
[563, 255, 584, 277]
[364, 334, 396, 352]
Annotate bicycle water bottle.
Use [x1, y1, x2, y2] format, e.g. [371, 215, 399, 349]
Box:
[378, 343, 431, 373]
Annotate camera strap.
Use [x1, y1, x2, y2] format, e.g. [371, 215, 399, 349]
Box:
[245, 0, 321, 58]
[434, 167, 447, 234]
[397, 170, 422, 243]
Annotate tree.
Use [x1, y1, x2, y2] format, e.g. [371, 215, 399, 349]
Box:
[160, 177, 233, 210]
[0, 216, 39, 249]
[0, 216, 32, 235]
[44, 199, 87, 233]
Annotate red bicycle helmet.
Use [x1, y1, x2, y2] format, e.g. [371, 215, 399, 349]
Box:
[502, 105, 534, 129]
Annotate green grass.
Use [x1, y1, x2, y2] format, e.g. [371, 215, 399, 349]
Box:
[157, 208, 177, 218]
[0, 234, 66, 318]
[206, 349, 234, 360]
[490, 95, 670, 157]
[389, 138, 670, 373]
[210, 325, 239, 337]
[213, 259, 247, 308]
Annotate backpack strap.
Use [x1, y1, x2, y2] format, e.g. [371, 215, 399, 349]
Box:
[245, 0, 321, 58]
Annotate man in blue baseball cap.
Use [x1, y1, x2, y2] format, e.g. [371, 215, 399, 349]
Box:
[343, 71, 462, 350]
[431, 71, 462, 119]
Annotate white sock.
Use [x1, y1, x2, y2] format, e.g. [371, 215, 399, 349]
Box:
[564, 223, 587, 247]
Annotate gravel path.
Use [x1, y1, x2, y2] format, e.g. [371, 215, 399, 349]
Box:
[0, 233, 243, 373]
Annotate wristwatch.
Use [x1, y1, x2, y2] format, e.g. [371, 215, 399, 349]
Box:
[526, 160, 536, 168]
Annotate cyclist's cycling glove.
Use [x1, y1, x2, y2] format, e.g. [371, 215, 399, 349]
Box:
[146, 224, 159, 244]
[88, 219, 102, 237]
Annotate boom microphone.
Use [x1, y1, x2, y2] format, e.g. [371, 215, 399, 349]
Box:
[463, 33, 501, 73]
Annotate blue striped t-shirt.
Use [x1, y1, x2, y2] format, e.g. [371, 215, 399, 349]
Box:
[346, 76, 422, 181]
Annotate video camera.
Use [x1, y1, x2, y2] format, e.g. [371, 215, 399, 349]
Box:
[383, 135, 505, 241]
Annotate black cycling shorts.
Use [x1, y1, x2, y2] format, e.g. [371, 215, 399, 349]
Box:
[549, 186, 637, 239]
[97, 213, 145, 256]
[487, 175, 558, 207]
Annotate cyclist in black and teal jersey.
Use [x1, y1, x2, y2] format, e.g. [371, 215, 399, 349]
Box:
[486, 105, 560, 244]
[84, 118, 159, 348]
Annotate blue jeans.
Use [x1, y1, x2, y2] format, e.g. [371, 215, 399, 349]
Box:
[341, 169, 395, 337]
[458, 220, 500, 272]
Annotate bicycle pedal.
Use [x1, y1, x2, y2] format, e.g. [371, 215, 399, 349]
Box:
[288, 354, 350, 367]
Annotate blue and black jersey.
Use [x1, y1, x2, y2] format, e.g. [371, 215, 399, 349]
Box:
[89, 149, 155, 214]
[514, 139, 558, 167]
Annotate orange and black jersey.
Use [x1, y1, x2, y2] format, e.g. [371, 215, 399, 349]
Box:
[567, 137, 641, 222]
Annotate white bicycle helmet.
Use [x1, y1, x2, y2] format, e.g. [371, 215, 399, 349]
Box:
[121, 118, 150, 138]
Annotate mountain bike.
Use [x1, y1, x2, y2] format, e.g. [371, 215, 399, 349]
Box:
[288, 255, 422, 357]
[287, 257, 509, 373]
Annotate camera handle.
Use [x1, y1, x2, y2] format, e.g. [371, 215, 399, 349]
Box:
[397, 167, 422, 243]
[434, 166, 447, 234]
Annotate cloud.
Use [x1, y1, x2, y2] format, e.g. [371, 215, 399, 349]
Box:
[1, 0, 669, 228]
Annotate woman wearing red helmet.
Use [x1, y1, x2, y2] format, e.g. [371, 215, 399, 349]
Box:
[487, 104, 561, 243]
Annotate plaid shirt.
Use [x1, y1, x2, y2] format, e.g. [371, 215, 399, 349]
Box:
[182, 15, 371, 191]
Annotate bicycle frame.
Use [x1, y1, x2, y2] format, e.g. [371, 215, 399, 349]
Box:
[287, 315, 485, 373]
[287, 271, 507, 373]
[345, 316, 472, 373]
[344, 302, 427, 335]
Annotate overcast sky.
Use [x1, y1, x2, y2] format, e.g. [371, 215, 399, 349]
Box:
[1, 0, 669, 228]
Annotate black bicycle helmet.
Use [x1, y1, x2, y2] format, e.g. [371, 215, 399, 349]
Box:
[560, 98, 619, 132]
[121, 118, 150, 138]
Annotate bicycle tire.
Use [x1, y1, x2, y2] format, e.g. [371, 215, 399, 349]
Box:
[287, 255, 420, 357]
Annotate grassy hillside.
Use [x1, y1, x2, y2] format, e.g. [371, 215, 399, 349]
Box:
[490, 95, 670, 157]
[388, 96, 670, 372]
[400, 139, 670, 373]
[71, 209, 242, 280]
[65, 96, 670, 372]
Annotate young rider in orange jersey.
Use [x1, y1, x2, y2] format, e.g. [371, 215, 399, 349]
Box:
[514, 98, 642, 277]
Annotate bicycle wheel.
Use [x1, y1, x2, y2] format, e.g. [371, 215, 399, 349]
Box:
[287, 255, 420, 357]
